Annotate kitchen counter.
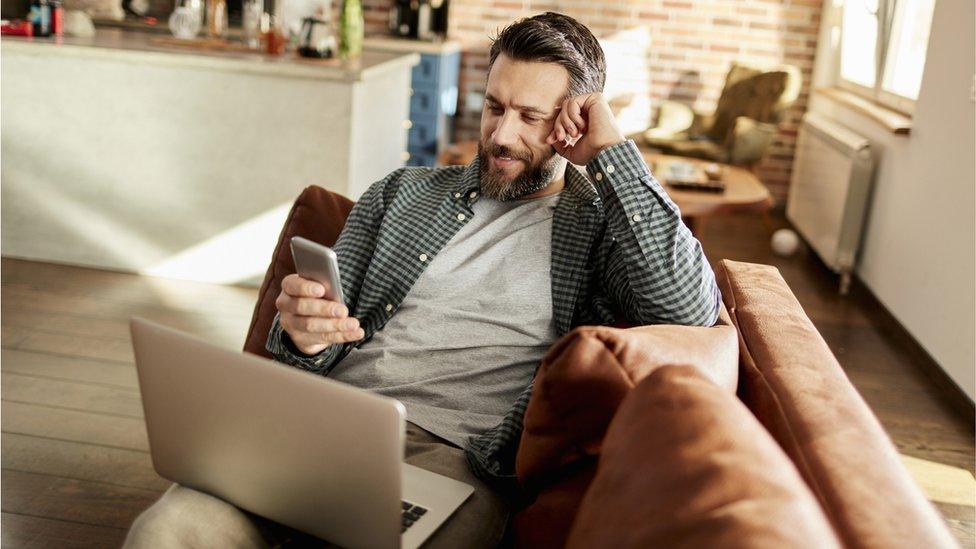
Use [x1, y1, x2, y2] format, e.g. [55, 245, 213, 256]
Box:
[1, 28, 418, 284]
[1, 28, 419, 82]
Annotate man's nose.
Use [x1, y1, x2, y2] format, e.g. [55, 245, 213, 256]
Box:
[491, 114, 520, 148]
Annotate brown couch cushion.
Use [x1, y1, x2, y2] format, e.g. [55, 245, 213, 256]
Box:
[243, 185, 355, 358]
[517, 311, 739, 483]
[511, 463, 597, 549]
[512, 314, 738, 548]
[565, 365, 842, 549]
[715, 259, 957, 548]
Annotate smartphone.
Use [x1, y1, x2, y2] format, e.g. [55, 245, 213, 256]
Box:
[289, 236, 345, 304]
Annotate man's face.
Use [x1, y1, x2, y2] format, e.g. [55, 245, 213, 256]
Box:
[479, 54, 569, 201]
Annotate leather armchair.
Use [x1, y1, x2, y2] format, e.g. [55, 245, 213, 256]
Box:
[644, 63, 802, 166]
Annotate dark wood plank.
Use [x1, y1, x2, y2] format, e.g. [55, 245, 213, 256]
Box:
[3, 400, 149, 452]
[2, 371, 144, 418]
[3, 324, 136, 364]
[2, 348, 138, 388]
[0, 258, 260, 546]
[1, 287, 252, 344]
[932, 502, 976, 522]
[1, 257, 259, 313]
[946, 519, 976, 549]
[1, 470, 162, 530]
[2, 512, 129, 548]
[2, 433, 168, 492]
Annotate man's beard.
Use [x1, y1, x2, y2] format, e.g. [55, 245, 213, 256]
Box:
[477, 140, 560, 201]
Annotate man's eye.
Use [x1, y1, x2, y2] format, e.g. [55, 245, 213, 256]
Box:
[522, 116, 540, 124]
[488, 105, 503, 115]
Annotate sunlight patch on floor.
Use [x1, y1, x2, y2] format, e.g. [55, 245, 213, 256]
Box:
[142, 203, 292, 286]
[901, 454, 976, 507]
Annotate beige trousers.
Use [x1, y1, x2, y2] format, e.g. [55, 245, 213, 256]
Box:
[124, 422, 510, 548]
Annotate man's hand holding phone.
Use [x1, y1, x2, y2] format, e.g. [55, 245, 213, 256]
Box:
[276, 274, 364, 356]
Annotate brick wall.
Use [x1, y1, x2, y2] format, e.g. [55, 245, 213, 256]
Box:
[365, 0, 823, 203]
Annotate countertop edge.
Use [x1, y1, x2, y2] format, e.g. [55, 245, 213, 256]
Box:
[1, 36, 420, 82]
[363, 36, 462, 55]
[358, 51, 421, 81]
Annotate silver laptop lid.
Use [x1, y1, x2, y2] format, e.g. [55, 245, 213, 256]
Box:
[130, 318, 406, 549]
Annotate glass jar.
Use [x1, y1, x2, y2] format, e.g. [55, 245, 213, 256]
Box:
[242, 0, 263, 48]
[168, 0, 202, 39]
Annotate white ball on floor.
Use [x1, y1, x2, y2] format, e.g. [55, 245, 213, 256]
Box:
[771, 228, 800, 257]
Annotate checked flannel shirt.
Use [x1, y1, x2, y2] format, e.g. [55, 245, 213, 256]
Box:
[267, 139, 721, 495]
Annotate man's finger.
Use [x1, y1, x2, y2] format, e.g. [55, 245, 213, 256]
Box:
[281, 274, 326, 298]
[301, 315, 359, 334]
[318, 328, 365, 345]
[282, 313, 359, 335]
[567, 99, 586, 130]
[291, 327, 363, 352]
[291, 297, 347, 317]
[551, 139, 573, 158]
[563, 116, 578, 138]
[559, 110, 577, 137]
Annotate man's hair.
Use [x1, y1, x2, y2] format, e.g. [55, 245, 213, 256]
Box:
[487, 12, 606, 96]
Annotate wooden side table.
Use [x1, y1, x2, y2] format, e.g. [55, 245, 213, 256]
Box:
[641, 151, 774, 237]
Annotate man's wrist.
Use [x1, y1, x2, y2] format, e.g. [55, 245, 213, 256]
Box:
[593, 136, 627, 155]
[282, 330, 329, 358]
[585, 139, 649, 187]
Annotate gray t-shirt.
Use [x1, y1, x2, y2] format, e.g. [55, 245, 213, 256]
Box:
[329, 191, 561, 447]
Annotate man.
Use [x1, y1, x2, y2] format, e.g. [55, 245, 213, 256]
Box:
[125, 12, 719, 548]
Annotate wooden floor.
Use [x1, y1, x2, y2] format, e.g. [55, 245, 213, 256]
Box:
[1, 258, 260, 547]
[2, 212, 974, 548]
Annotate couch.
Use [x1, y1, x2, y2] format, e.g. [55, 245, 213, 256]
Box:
[244, 185, 956, 548]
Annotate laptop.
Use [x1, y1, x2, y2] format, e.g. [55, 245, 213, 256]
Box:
[130, 318, 474, 549]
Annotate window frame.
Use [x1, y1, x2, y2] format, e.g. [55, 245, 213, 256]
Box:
[834, 0, 928, 117]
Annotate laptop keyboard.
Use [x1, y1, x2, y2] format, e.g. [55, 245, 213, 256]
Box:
[401, 501, 428, 532]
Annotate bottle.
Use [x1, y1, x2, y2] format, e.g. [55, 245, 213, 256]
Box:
[416, 0, 430, 40]
[264, 15, 285, 55]
[206, 0, 227, 38]
[338, 0, 363, 60]
[241, 0, 262, 48]
[28, 0, 51, 37]
[49, 0, 63, 36]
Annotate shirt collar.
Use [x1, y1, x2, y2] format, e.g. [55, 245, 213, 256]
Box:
[454, 155, 483, 197]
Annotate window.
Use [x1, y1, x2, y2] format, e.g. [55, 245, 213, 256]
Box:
[837, 0, 936, 115]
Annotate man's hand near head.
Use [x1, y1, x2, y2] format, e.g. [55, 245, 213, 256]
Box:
[545, 92, 627, 166]
[276, 274, 364, 356]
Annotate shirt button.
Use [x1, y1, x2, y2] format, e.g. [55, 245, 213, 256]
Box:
[595, 172, 603, 181]
[453, 192, 461, 198]
[419, 253, 428, 262]
[385, 303, 393, 312]
[632, 213, 642, 222]
[606, 164, 616, 174]
[469, 191, 478, 199]
[456, 213, 466, 221]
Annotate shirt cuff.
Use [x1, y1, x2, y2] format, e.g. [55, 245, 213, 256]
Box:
[280, 329, 315, 358]
[585, 139, 650, 190]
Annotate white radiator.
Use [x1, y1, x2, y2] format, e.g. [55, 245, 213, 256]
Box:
[786, 111, 875, 294]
